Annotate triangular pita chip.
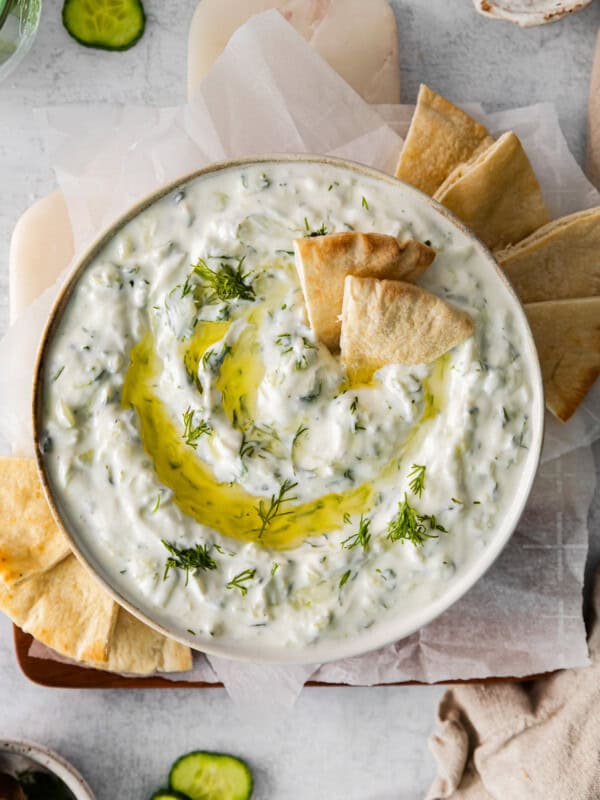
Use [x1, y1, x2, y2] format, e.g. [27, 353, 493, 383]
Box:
[0, 457, 71, 587]
[395, 84, 493, 196]
[85, 608, 192, 675]
[434, 131, 550, 251]
[0, 553, 118, 663]
[496, 207, 600, 303]
[294, 232, 435, 351]
[525, 297, 600, 422]
[340, 276, 474, 381]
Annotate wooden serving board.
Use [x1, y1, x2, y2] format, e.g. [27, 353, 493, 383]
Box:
[14, 627, 541, 689]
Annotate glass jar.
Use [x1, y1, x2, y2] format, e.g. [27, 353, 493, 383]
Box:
[0, 0, 42, 83]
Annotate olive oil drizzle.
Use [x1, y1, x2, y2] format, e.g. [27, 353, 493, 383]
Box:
[122, 333, 373, 550]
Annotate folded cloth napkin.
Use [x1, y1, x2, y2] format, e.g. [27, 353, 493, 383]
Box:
[425, 571, 600, 800]
[587, 29, 600, 188]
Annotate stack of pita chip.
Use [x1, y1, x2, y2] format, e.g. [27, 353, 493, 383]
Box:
[294, 231, 475, 382]
[0, 458, 192, 675]
[396, 85, 600, 422]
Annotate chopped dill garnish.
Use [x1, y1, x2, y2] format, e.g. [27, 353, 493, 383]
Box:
[51, 365, 65, 382]
[408, 464, 427, 498]
[162, 540, 218, 585]
[256, 479, 298, 538]
[213, 543, 235, 557]
[226, 568, 256, 596]
[451, 497, 463, 504]
[304, 217, 328, 237]
[515, 418, 528, 449]
[275, 333, 293, 353]
[292, 424, 309, 451]
[473, 500, 481, 505]
[341, 513, 371, 551]
[182, 406, 212, 448]
[239, 433, 261, 460]
[271, 562, 280, 576]
[361, 196, 369, 210]
[349, 396, 365, 431]
[187, 629, 196, 635]
[502, 406, 510, 424]
[183, 257, 255, 304]
[339, 570, 352, 589]
[151, 494, 161, 513]
[387, 494, 446, 546]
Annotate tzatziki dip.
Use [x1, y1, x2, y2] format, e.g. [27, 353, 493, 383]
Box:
[39, 159, 539, 659]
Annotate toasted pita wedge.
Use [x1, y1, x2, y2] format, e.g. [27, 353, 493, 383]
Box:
[496, 207, 600, 303]
[84, 608, 192, 675]
[434, 131, 549, 251]
[294, 232, 435, 351]
[395, 84, 493, 196]
[0, 553, 117, 663]
[340, 276, 475, 381]
[525, 297, 600, 422]
[0, 457, 71, 587]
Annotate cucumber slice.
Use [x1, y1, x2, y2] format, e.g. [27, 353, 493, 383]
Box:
[151, 791, 190, 800]
[62, 0, 145, 52]
[169, 752, 253, 800]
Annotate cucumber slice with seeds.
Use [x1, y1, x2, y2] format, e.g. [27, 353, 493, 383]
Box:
[151, 792, 190, 800]
[62, 0, 145, 51]
[169, 751, 253, 800]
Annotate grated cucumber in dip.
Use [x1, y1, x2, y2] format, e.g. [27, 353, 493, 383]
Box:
[41, 161, 534, 653]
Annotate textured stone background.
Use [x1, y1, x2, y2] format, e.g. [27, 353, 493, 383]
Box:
[0, 1, 599, 798]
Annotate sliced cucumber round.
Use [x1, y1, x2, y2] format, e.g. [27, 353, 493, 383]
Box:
[169, 751, 253, 800]
[62, 0, 146, 52]
[151, 791, 190, 800]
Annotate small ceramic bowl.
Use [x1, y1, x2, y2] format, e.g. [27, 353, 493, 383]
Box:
[0, 739, 95, 799]
[32, 155, 545, 665]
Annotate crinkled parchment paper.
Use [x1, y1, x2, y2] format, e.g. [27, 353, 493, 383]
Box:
[1, 11, 598, 704]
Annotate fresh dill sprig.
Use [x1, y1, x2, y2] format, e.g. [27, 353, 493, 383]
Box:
[361, 196, 369, 210]
[271, 562, 280, 576]
[256, 479, 298, 538]
[151, 494, 161, 513]
[387, 493, 446, 546]
[408, 464, 427, 498]
[304, 217, 328, 238]
[161, 540, 218, 585]
[341, 514, 371, 551]
[183, 257, 255, 304]
[226, 568, 256, 596]
[182, 407, 212, 448]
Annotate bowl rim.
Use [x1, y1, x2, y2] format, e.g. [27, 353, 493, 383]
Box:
[0, 738, 95, 799]
[32, 153, 545, 666]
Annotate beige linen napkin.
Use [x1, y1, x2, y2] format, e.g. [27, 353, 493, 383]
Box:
[587, 29, 600, 188]
[426, 571, 600, 800]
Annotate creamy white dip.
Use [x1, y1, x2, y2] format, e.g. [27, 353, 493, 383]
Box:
[41, 161, 535, 655]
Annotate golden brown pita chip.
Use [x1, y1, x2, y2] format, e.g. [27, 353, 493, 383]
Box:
[294, 232, 435, 351]
[434, 131, 550, 251]
[525, 297, 600, 422]
[496, 207, 600, 303]
[0, 457, 71, 587]
[85, 608, 192, 675]
[340, 276, 475, 381]
[395, 84, 493, 196]
[0, 554, 117, 663]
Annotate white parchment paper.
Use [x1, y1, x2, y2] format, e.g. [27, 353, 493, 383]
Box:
[2, 11, 599, 702]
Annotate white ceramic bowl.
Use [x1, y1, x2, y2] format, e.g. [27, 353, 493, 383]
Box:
[33, 155, 545, 665]
[0, 739, 95, 799]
